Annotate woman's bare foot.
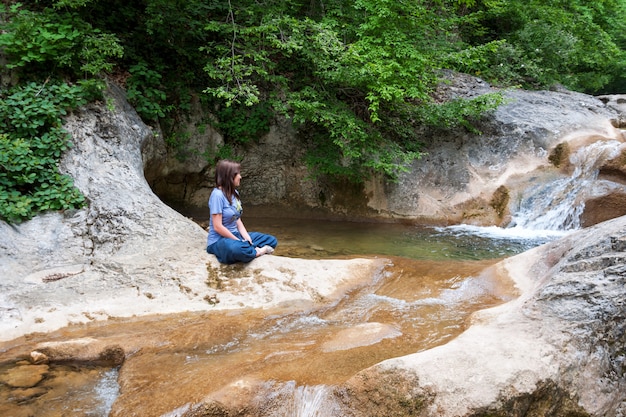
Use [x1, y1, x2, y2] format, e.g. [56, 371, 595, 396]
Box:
[255, 245, 275, 257]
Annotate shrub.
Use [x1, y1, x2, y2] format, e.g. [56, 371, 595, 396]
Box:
[0, 82, 90, 223]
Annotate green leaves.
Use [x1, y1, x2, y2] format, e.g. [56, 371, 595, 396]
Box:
[215, 102, 272, 144]
[0, 5, 122, 77]
[126, 62, 171, 121]
[452, 0, 626, 92]
[415, 93, 506, 133]
[0, 82, 88, 223]
[3, 0, 625, 189]
[200, 2, 449, 181]
[0, 82, 88, 137]
[0, 133, 86, 223]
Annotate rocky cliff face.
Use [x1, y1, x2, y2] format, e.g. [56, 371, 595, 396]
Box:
[383, 81, 626, 226]
[0, 80, 625, 417]
[146, 73, 626, 227]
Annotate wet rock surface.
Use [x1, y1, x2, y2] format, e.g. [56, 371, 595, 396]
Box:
[31, 338, 125, 367]
[158, 217, 625, 417]
[0, 82, 383, 344]
[338, 216, 626, 417]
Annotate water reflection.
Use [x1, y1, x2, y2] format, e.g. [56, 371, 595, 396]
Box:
[243, 216, 555, 261]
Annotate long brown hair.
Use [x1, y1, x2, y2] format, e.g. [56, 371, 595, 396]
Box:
[215, 160, 241, 204]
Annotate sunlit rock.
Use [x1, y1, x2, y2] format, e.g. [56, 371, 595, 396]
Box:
[32, 338, 125, 367]
[29, 351, 48, 365]
[143, 71, 626, 227]
[0, 83, 384, 343]
[0, 78, 625, 417]
[598, 94, 626, 128]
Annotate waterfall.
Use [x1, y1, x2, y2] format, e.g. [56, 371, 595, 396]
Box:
[267, 383, 341, 417]
[509, 140, 623, 231]
[292, 385, 334, 417]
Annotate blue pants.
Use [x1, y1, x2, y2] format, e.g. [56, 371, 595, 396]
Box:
[207, 231, 278, 264]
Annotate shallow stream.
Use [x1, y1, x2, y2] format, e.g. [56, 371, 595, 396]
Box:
[0, 216, 561, 416]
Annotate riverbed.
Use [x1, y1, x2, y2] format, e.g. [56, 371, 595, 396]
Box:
[0, 217, 559, 417]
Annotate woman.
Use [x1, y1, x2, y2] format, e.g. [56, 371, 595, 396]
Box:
[206, 160, 278, 264]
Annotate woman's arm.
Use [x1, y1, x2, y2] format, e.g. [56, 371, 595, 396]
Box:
[212, 213, 240, 240]
[236, 218, 252, 243]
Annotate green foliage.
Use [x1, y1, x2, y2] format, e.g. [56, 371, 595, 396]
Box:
[126, 62, 171, 121]
[215, 102, 272, 144]
[53, 0, 95, 8]
[289, 90, 421, 181]
[416, 93, 506, 134]
[200, 2, 444, 180]
[2, 0, 626, 187]
[0, 5, 123, 77]
[196, 0, 625, 179]
[345, 0, 455, 120]
[203, 144, 240, 166]
[164, 130, 192, 162]
[198, 0, 512, 180]
[0, 82, 88, 223]
[0, 1, 119, 223]
[452, 0, 626, 92]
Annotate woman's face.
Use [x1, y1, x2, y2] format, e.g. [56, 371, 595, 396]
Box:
[233, 172, 242, 187]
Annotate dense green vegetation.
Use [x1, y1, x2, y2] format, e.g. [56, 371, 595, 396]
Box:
[1, 0, 625, 222]
[0, 81, 98, 222]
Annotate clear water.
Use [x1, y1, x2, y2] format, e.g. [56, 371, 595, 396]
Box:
[0, 362, 118, 417]
[243, 215, 563, 261]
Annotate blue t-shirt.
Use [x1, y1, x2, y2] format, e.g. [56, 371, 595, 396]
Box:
[207, 188, 243, 246]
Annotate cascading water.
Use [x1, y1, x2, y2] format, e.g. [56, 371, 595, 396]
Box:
[442, 139, 624, 246]
[276, 142, 626, 414]
[94, 368, 120, 416]
[509, 140, 623, 231]
[290, 384, 339, 417]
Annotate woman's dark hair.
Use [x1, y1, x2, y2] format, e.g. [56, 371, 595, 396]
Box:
[215, 160, 241, 204]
